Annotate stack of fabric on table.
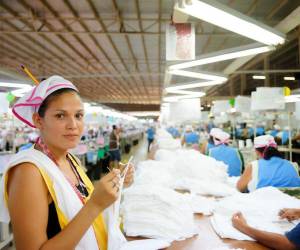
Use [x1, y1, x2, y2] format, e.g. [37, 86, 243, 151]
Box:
[211, 187, 300, 241]
[134, 160, 174, 187]
[154, 148, 237, 197]
[121, 185, 198, 241]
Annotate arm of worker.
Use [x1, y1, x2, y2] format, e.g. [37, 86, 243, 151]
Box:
[237, 150, 245, 173]
[236, 164, 252, 192]
[181, 135, 185, 146]
[7, 163, 120, 250]
[200, 141, 207, 154]
[232, 212, 297, 250]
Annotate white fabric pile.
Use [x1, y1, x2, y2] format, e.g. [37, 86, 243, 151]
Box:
[183, 193, 216, 215]
[134, 160, 174, 187]
[121, 185, 199, 241]
[156, 129, 173, 139]
[155, 129, 182, 150]
[153, 149, 237, 196]
[156, 138, 181, 150]
[175, 178, 238, 197]
[211, 187, 300, 241]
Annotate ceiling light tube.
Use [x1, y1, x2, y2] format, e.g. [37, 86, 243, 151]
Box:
[252, 75, 266, 80]
[169, 45, 274, 70]
[165, 79, 225, 91]
[284, 76, 295, 81]
[169, 69, 227, 81]
[0, 82, 32, 89]
[175, 0, 285, 45]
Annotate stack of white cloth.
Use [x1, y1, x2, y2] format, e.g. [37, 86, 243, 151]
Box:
[175, 178, 238, 197]
[155, 129, 182, 150]
[153, 149, 237, 196]
[156, 138, 181, 150]
[211, 187, 300, 241]
[183, 193, 216, 215]
[134, 160, 174, 187]
[121, 185, 199, 241]
[156, 129, 173, 139]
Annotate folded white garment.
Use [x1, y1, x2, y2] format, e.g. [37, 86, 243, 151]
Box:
[135, 160, 175, 187]
[121, 185, 198, 241]
[174, 178, 238, 197]
[211, 187, 300, 241]
[183, 193, 216, 215]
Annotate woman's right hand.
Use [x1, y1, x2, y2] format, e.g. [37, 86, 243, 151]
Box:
[89, 169, 121, 211]
[279, 208, 300, 222]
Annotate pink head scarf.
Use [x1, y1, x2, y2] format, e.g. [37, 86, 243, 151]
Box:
[12, 75, 78, 128]
[254, 135, 277, 149]
[213, 130, 230, 146]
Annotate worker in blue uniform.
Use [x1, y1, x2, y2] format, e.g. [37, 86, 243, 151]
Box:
[232, 208, 300, 250]
[200, 128, 221, 155]
[181, 125, 199, 149]
[209, 130, 244, 177]
[237, 135, 300, 192]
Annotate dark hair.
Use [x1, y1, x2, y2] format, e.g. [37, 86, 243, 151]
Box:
[208, 135, 214, 144]
[112, 125, 117, 130]
[38, 88, 78, 117]
[255, 146, 283, 160]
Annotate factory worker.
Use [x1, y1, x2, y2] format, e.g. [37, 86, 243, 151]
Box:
[181, 125, 199, 149]
[276, 126, 290, 145]
[269, 124, 281, 137]
[209, 130, 244, 177]
[200, 128, 221, 155]
[232, 208, 300, 250]
[0, 76, 134, 249]
[237, 135, 300, 192]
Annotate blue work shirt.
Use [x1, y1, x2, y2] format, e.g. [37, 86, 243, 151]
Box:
[209, 144, 242, 177]
[147, 128, 155, 140]
[256, 157, 300, 189]
[184, 132, 199, 145]
[286, 223, 300, 248]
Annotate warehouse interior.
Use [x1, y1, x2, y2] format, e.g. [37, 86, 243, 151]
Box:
[0, 1, 300, 250]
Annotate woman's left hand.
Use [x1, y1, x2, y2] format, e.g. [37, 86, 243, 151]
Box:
[232, 212, 248, 232]
[122, 163, 135, 188]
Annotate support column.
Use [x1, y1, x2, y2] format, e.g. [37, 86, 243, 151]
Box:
[230, 78, 234, 96]
[264, 56, 270, 86]
[241, 74, 246, 95]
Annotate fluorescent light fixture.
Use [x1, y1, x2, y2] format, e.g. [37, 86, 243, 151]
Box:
[169, 45, 274, 70]
[174, 0, 285, 45]
[164, 92, 206, 102]
[285, 95, 300, 103]
[166, 79, 225, 91]
[252, 75, 266, 80]
[0, 82, 33, 97]
[169, 69, 227, 81]
[165, 89, 202, 95]
[0, 82, 32, 88]
[284, 76, 295, 81]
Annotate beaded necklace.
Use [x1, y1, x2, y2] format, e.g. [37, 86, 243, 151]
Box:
[35, 137, 87, 204]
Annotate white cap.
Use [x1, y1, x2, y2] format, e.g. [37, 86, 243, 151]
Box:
[209, 128, 222, 137]
[213, 130, 230, 145]
[274, 124, 281, 130]
[12, 75, 78, 128]
[185, 125, 193, 132]
[254, 135, 277, 149]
